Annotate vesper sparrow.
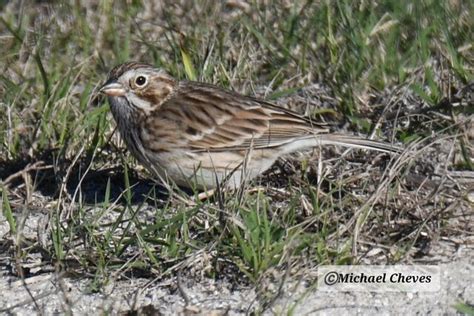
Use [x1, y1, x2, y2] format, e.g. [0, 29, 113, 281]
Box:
[100, 62, 400, 189]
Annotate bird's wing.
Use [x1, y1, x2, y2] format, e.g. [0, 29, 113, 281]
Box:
[158, 81, 330, 152]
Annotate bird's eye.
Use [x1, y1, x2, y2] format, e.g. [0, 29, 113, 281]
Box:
[135, 76, 147, 87]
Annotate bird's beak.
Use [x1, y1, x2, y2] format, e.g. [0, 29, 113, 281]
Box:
[100, 80, 126, 97]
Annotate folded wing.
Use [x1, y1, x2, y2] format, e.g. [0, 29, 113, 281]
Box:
[159, 81, 330, 152]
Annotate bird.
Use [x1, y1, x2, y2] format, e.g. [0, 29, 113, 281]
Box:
[100, 61, 400, 190]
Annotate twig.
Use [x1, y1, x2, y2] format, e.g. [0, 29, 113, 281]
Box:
[177, 270, 190, 306]
[2, 161, 52, 189]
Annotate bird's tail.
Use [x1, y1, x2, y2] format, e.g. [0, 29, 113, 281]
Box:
[313, 134, 402, 154]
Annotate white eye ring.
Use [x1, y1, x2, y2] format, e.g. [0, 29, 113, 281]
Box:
[135, 75, 147, 87]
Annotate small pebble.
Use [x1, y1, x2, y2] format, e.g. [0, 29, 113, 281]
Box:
[467, 191, 474, 203]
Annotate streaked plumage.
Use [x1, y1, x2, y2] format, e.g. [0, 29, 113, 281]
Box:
[101, 62, 400, 189]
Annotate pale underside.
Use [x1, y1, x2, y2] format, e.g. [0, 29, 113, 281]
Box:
[141, 140, 327, 190]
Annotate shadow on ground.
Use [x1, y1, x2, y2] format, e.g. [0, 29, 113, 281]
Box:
[0, 150, 170, 205]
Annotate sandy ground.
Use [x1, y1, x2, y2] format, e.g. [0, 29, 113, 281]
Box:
[1, 212, 472, 316]
[0, 259, 472, 315]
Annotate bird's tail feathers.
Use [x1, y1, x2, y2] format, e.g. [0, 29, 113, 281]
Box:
[312, 134, 402, 154]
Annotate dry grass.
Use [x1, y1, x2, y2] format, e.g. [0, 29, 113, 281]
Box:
[0, 0, 473, 313]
